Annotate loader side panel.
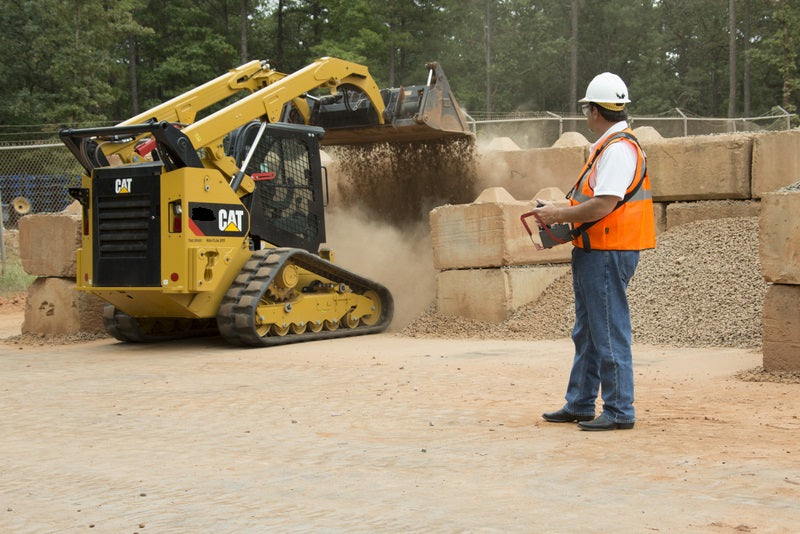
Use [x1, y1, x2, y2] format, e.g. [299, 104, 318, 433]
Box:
[92, 163, 162, 287]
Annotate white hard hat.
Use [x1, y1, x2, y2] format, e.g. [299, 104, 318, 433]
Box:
[579, 72, 630, 111]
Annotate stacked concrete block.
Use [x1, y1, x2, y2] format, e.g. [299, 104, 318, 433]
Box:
[19, 212, 81, 277]
[645, 133, 753, 201]
[23, 277, 105, 335]
[665, 200, 761, 231]
[437, 265, 570, 323]
[476, 145, 587, 201]
[751, 129, 800, 198]
[486, 137, 521, 151]
[18, 210, 105, 336]
[759, 186, 800, 371]
[430, 187, 572, 323]
[653, 202, 667, 234]
[430, 187, 572, 270]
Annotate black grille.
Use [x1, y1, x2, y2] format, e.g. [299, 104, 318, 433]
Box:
[97, 195, 151, 258]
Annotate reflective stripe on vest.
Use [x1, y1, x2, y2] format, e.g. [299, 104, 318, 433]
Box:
[568, 129, 656, 251]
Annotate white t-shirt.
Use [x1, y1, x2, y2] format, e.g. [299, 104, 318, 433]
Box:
[589, 121, 638, 200]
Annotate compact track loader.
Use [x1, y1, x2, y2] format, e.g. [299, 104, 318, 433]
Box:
[59, 57, 471, 346]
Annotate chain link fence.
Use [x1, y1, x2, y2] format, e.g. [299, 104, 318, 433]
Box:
[0, 141, 83, 230]
[467, 107, 797, 149]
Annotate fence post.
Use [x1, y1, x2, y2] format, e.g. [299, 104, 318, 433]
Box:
[776, 106, 791, 130]
[0, 189, 5, 276]
[675, 108, 687, 136]
[545, 111, 563, 137]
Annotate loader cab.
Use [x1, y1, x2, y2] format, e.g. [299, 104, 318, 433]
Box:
[226, 122, 327, 253]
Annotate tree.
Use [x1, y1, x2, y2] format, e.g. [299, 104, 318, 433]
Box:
[729, 0, 737, 117]
[751, 0, 800, 113]
[0, 0, 149, 127]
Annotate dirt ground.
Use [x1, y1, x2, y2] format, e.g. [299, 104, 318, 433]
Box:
[1, 300, 799, 533]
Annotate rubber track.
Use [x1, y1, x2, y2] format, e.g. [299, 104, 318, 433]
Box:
[103, 303, 218, 343]
[216, 247, 394, 347]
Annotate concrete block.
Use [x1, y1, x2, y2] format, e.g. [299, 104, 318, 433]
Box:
[653, 202, 667, 234]
[751, 129, 800, 198]
[552, 132, 590, 148]
[18, 212, 81, 277]
[762, 283, 800, 371]
[486, 137, 520, 151]
[646, 133, 752, 201]
[632, 126, 664, 146]
[430, 189, 572, 270]
[759, 189, 800, 284]
[666, 200, 761, 230]
[436, 265, 570, 323]
[475, 145, 586, 201]
[23, 277, 105, 335]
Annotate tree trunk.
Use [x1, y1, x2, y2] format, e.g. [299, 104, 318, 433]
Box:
[728, 0, 736, 118]
[240, 0, 248, 63]
[485, 0, 492, 114]
[276, 0, 285, 67]
[388, 44, 395, 87]
[570, 0, 578, 114]
[128, 34, 138, 116]
[743, 0, 750, 116]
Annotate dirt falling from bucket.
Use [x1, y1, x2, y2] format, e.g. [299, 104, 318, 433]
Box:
[328, 137, 479, 228]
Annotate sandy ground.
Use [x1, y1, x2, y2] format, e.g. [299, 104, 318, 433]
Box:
[1, 307, 799, 533]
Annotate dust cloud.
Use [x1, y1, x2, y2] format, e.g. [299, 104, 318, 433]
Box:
[322, 136, 482, 330]
[323, 206, 436, 331]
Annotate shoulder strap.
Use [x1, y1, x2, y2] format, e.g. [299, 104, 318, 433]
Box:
[569, 131, 646, 250]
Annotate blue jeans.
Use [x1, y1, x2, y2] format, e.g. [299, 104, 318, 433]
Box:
[563, 247, 639, 423]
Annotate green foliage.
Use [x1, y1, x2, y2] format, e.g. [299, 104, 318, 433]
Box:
[0, 250, 34, 293]
[1, 0, 799, 125]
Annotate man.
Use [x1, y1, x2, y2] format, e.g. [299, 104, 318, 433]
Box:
[533, 72, 655, 431]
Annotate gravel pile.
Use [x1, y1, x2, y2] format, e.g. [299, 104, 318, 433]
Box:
[402, 216, 767, 349]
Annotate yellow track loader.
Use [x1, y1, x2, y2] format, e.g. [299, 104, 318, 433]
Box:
[59, 57, 471, 346]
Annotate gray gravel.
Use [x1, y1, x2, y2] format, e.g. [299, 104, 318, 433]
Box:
[402, 216, 766, 349]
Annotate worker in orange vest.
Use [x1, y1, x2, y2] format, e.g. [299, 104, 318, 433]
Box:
[534, 72, 656, 431]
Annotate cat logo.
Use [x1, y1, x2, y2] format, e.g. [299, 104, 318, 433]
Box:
[218, 208, 245, 232]
[188, 202, 249, 237]
[115, 178, 132, 194]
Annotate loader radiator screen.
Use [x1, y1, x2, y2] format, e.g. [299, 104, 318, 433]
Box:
[244, 133, 325, 252]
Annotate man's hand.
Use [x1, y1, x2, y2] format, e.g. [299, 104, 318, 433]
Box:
[532, 199, 561, 227]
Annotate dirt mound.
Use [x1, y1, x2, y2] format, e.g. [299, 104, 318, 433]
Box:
[402, 216, 766, 349]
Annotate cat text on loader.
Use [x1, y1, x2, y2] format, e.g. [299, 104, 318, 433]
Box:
[59, 57, 472, 346]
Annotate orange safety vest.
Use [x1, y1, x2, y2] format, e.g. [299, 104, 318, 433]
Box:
[568, 128, 656, 251]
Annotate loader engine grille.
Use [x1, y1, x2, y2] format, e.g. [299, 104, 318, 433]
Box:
[96, 195, 151, 258]
[91, 163, 162, 287]
[241, 126, 326, 252]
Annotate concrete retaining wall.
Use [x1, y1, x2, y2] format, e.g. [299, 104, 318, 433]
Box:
[751, 129, 800, 198]
[436, 265, 570, 323]
[759, 188, 800, 371]
[762, 284, 800, 372]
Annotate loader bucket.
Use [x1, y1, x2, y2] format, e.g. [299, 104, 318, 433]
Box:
[312, 62, 473, 146]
